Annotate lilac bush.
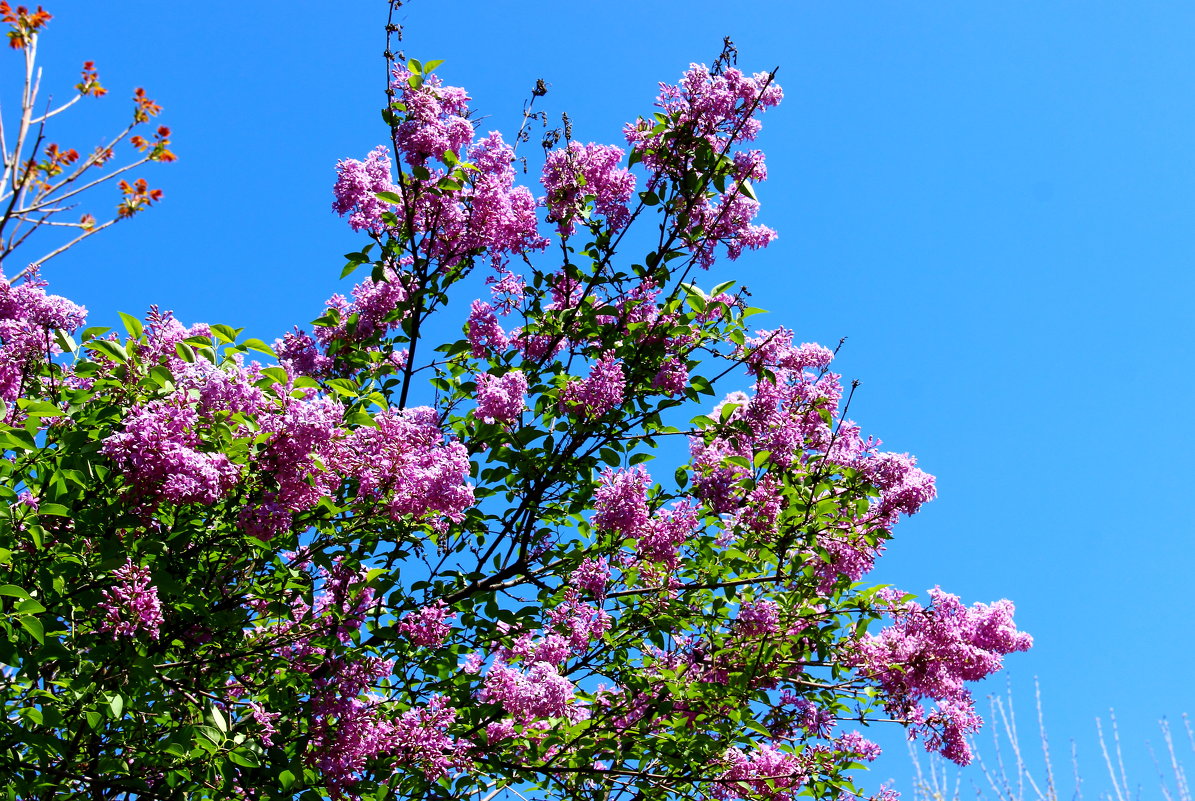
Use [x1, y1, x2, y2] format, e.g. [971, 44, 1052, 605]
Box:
[0, 9, 1031, 801]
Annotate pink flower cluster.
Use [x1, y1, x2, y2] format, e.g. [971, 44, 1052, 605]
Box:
[687, 330, 937, 590]
[569, 556, 611, 599]
[317, 266, 412, 349]
[334, 70, 547, 267]
[592, 466, 699, 569]
[624, 64, 783, 267]
[541, 141, 636, 235]
[742, 328, 833, 377]
[712, 744, 807, 801]
[689, 333, 842, 516]
[736, 598, 781, 636]
[100, 399, 241, 506]
[388, 695, 473, 781]
[652, 356, 689, 395]
[0, 269, 87, 407]
[398, 600, 455, 648]
[274, 326, 333, 377]
[331, 145, 397, 234]
[465, 299, 508, 357]
[592, 465, 652, 533]
[559, 350, 626, 418]
[473, 370, 527, 425]
[390, 68, 473, 166]
[656, 63, 783, 150]
[686, 191, 778, 268]
[855, 451, 938, 529]
[852, 587, 1033, 765]
[248, 556, 473, 793]
[339, 406, 474, 530]
[464, 132, 548, 265]
[97, 559, 164, 640]
[248, 392, 345, 539]
[141, 305, 213, 366]
[479, 660, 581, 724]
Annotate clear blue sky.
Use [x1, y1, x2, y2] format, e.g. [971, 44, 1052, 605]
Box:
[21, 0, 1195, 795]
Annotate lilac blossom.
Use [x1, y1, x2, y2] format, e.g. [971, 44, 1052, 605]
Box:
[541, 141, 636, 235]
[340, 406, 475, 529]
[652, 356, 689, 395]
[0, 268, 87, 406]
[637, 500, 700, 568]
[712, 744, 808, 801]
[97, 559, 165, 640]
[274, 327, 333, 377]
[474, 370, 528, 425]
[332, 145, 398, 234]
[398, 600, 455, 648]
[559, 350, 626, 418]
[479, 661, 581, 724]
[465, 299, 508, 357]
[101, 400, 240, 506]
[592, 465, 651, 535]
[570, 557, 611, 599]
[390, 67, 474, 166]
[737, 598, 781, 636]
[852, 587, 1033, 765]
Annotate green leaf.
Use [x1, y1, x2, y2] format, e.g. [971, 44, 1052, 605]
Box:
[210, 324, 241, 344]
[163, 741, 189, 758]
[53, 329, 78, 354]
[195, 725, 223, 746]
[241, 338, 275, 356]
[17, 399, 63, 418]
[258, 366, 289, 386]
[0, 428, 35, 451]
[279, 770, 296, 790]
[17, 615, 43, 644]
[375, 191, 403, 204]
[107, 693, 124, 719]
[86, 339, 128, 363]
[228, 748, 260, 768]
[0, 585, 33, 601]
[16, 598, 46, 615]
[209, 704, 229, 734]
[117, 311, 144, 339]
[174, 342, 196, 363]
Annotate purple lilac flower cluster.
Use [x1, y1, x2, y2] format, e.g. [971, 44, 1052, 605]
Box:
[852, 587, 1033, 765]
[688, 328, 938, 589]
[339, 406, 474, 530]
[558, 350, 626, 418]
[0, 268, 87, 408]
[592, 466, 701, 570]
[100, 399, 241, 506]
[541, 141, 636, 236]
[332, 70, 546, 268]
[398, 600, 456, 648]
[473, 370, 528, 425]
[97, 559, 165, 640]
[624, 64, 783, 267]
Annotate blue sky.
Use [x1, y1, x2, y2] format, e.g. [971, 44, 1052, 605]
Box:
[16, 0, 1195, 795]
